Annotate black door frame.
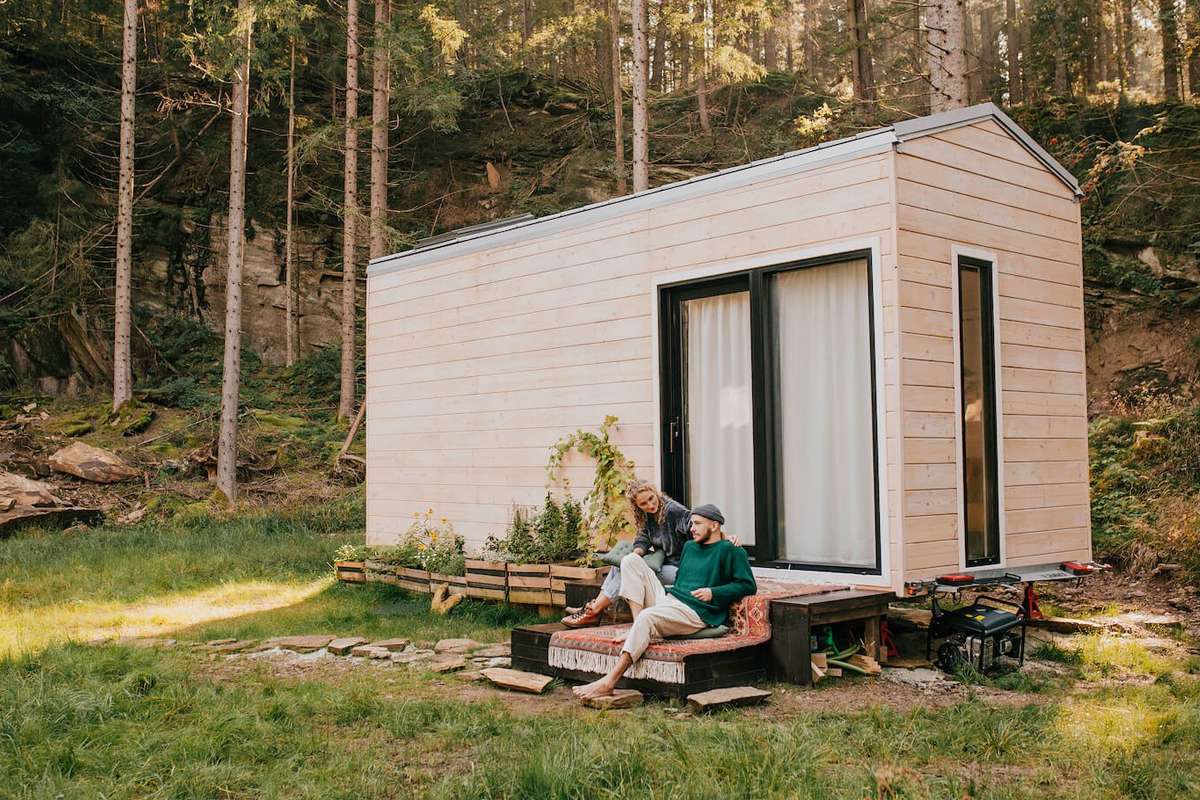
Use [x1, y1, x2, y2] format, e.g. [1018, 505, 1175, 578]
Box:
[658, 248, 882, 574]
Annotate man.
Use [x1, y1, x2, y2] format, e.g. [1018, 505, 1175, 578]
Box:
[573, 503, 757, 699]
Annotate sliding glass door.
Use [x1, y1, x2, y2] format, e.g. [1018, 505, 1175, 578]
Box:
[660, 252, 881, 573]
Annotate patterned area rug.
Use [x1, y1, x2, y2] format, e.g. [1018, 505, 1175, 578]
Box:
[548, 580, 848, 683]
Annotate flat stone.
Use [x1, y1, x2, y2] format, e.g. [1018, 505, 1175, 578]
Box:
[273, 635, 335, 653]
[582, 689, 643, 710]
[391, 651, 434, 665]
[485, 657, 511, 668]
[472, 644, 511, 658]
[434, 638, 480, 654]
[208, 640, 256, 654]
[368, 638, 411, 652]
[351, 645, 392, 659]
[429, 655, 468, 673]
[327, 637, 368, 655]
[206, 638, 237, 646]
[48, 442, 139, 483]
[687, 686, 772, 713]
[457, 670, 486, 682]
[481, 667, 553, 694]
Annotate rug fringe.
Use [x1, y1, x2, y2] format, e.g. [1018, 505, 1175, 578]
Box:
[548, 646, 685, 683]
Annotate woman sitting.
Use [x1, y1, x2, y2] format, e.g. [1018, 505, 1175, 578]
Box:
[561, 479, 691, 628]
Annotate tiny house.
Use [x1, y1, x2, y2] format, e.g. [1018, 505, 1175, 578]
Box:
[365, 102, 1091, 595]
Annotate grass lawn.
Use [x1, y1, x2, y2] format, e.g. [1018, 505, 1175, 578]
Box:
[3, 504, 1199, 799]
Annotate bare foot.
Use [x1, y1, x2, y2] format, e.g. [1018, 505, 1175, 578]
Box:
[573, 677, 616, 699]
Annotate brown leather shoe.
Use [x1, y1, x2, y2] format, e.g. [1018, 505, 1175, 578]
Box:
[561, 601, 604, 628]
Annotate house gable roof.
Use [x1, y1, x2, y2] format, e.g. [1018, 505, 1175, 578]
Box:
[369, 102, 1080, 277]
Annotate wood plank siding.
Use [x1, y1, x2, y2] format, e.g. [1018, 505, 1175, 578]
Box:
[894, 119, 1091, 580]
[366, 152, 901, 560]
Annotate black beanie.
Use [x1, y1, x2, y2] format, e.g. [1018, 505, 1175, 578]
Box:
[691, 504, 725, 525]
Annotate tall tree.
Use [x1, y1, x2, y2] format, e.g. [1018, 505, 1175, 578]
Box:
[1006, 0, 1021, 101]
[340, 0, 360, 420]
[631, 0, 649, 191]
[1189, 0, 1200, 97]
[112, 0, 137, 410]
[651, 0, 668, 89]
[1120, 0, 1135, 89]
[611, 0, 627, 194]
[369, 0, 390, 262]
[1160, 0, 1182, 100]
[696, 0, 711, 133]
[847, 0, 876, 109]
[284, 38, 299, 367]
[217, 0, 253, 502]
[928, 0, 969, 111]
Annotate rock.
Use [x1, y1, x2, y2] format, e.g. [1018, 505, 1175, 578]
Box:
[207, 640, 257, 654]
[117, 505, 147, 525]
[457, 670, 486, 682]
[582, 689, 643, 710]
[327, 637, 368, 655]
[48, 442, 139, 483]
[272, 634, 335, 653]
[882, 667, 952, 688]
[369, 638, 411, 652]
[206, 638, 237, 646]
[481, 667, 553, 694]
[485, 657, 511, 668]
[0, 470, 65, 507]
[473, 644, 511, 658]
[434, 638, 480, 654]
[429, 655, 468, 673]
[351, 645, 392, 659]
[390, 651, 433, 665]
[686, 686, 772, 713]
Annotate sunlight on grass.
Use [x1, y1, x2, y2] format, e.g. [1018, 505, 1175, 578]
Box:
[1075, 632, 1173, 679]
[0, 578, 330, 656]
[1056, 696, 1165, 756]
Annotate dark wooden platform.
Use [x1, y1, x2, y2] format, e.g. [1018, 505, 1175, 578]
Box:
[769, 589, 893, 685]
[511, 622, 769, 699]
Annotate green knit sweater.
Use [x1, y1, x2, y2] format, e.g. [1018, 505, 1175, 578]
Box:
[667, 538, 758, 627]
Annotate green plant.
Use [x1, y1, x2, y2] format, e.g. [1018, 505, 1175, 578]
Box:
[334, 543, 368, 562]
[484, 495, 586, 564]
[395, 510, 465, 574]
[546, 415, 637, 549]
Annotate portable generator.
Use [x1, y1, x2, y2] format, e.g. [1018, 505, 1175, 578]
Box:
[927, 595, 1027, 673]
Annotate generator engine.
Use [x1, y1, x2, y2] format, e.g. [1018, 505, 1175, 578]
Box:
[927, 598, 1027, 674]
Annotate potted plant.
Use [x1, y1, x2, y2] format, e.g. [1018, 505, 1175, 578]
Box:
[424, 523, 467, 595]
[488, 495, 596, 607]
[334, 544, 367, 584]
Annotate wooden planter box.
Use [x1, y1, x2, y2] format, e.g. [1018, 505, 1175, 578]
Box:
[506, 563, 553, 605]
[396, 567, 431, 594]
[363, 559, 394, 583]
[550, 564, 609, 606]
[335, 560, 366, 583]
[429, 572, 468, 594]
[465, 559, 508, 602]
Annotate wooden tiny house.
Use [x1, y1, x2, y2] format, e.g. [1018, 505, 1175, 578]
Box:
[365, 103, 1091, 595]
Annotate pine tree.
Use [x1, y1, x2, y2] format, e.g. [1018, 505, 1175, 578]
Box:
[631, 0, 650, 191]
[340, 0, 360, 420]
[112, 0, 137, 410]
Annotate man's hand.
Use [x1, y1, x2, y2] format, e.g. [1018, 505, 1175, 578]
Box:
[690, 587, 713, 602]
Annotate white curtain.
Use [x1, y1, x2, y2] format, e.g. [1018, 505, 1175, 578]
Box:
[774, 259, 875, 566]
[684, 292, 756, 544]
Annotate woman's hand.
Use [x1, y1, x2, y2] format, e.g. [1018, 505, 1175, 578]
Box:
[728, 535, 741, 547]
[633, 547, 646, 557]
[690, 587, 713, 602]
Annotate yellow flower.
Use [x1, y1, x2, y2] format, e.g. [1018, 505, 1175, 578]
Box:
[440, 517, 448, 524]
[418, 543, 427, 550]
[430, 532, 438, 541]
[427, 507, 434, 515]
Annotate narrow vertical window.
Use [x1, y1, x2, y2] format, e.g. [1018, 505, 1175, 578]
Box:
[958, 257, 1000, 566]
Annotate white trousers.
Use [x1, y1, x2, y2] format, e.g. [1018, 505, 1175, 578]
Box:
[617, 552, 703, 661]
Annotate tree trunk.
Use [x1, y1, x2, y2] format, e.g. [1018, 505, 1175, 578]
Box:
[928, 0, 968, 111]
[1160, 0, 1182, 100]
[1121, 0, 1135, 89]
[651, 0, 667, 90]
[369, 0, 389, 262]
[217, 0, 252, 503]
[1006, 0, 1020, 101]
[847, 0, 876, 109]
[695, 0, 710, 134]
[980, 5, 996, 99]
[764, 14, 778, 72]
[785, 0, 795, 71]
[611, 0, 627, 194]
[803, 0, 816, 74]
[631, 0, 649, 192]
[340, 0, 360, 420]
[1052, 0, 1069, 96]
[285, 39, 299, 367]
[112, 0, 137, 410]
[1189, 0, 1200, 96]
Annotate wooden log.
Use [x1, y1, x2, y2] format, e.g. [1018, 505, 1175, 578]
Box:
[581, 689, 643, 709]
[811, 660, 826, 683]
[887, 606, 932, 630]
[481, 667, 554, 694]
[687, 686, 772, 712]
[847, 653, 882, 675]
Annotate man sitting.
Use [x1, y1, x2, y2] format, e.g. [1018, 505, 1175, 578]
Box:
[573, 503, 757, 699]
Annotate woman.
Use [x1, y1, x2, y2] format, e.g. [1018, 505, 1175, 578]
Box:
[561, 479, 692, 628]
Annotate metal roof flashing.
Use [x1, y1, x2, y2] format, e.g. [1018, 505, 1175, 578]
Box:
[368, 103, 1080, 277]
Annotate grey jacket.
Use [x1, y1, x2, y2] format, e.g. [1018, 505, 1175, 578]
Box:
[632, 497, 692, 567]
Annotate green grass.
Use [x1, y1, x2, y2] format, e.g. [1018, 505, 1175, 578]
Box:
[4, 504, 1200, 798]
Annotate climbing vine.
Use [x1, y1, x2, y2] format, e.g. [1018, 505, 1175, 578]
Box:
[546, 415, 638, 550]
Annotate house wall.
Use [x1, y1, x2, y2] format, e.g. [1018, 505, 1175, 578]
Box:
[366, 149, 904, 588]
[894, 120, 1091, 582]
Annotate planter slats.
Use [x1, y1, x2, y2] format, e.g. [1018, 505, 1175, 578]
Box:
[335, 561, 366, 584]
[465, 559, 508, 602]
[507, 563, 552, 605]
[550, 564, 608, 606]
[429, 573, 468, 593]
[396, 567, 431, 594]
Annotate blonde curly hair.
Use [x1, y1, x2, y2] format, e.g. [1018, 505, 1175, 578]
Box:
[625, 479, 670, 532]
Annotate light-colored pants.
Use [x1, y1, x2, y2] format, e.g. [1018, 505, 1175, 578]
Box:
[599, 560, 678, 599]
[617, 552, 703, 661]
